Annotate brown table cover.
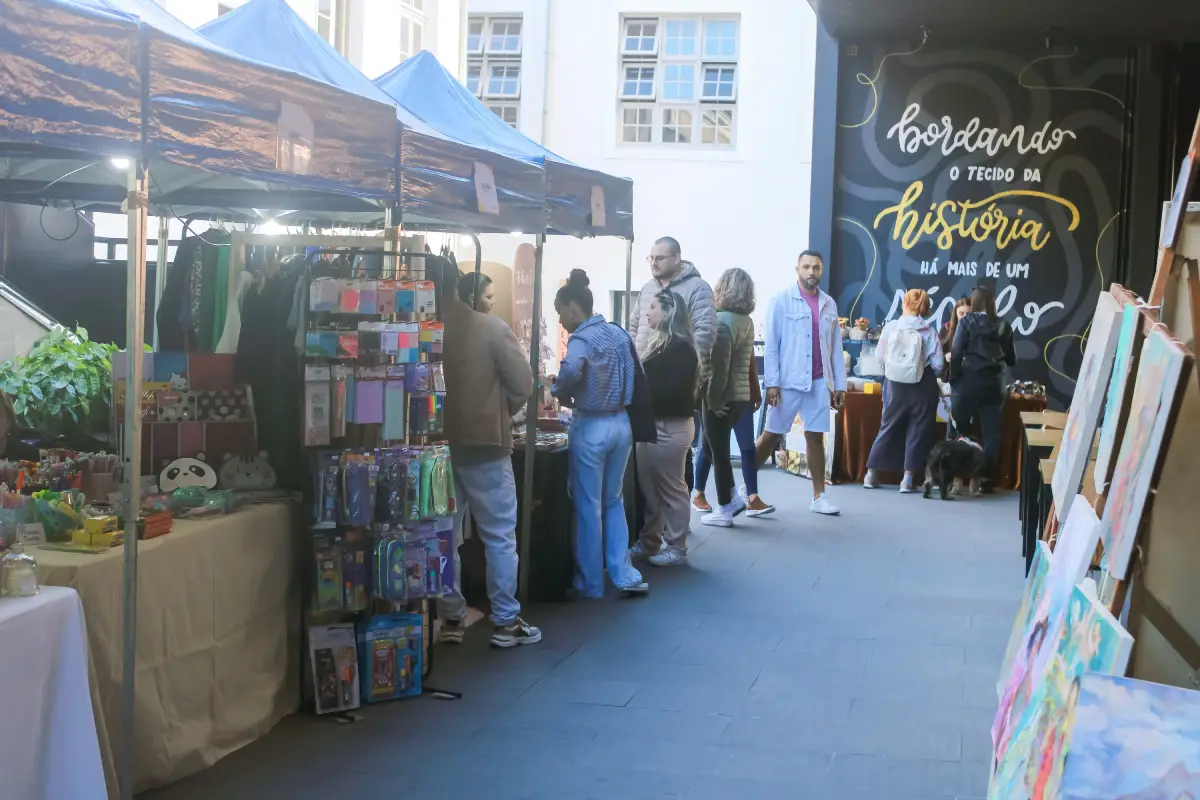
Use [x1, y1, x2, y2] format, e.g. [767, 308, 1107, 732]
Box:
[833, 390, 1046, 490]
[33, 503, 301, 796]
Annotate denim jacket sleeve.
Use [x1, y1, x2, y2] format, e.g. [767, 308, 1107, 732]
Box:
[764, 295, 782, 389]
[828, 310, 847, 392]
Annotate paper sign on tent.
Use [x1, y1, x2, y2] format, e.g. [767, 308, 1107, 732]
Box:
[473, 162, 500, 215]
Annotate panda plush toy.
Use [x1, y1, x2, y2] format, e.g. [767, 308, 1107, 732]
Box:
[159, 455, 218, 492]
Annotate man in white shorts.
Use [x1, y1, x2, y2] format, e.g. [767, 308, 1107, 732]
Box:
[756, 250, 847, 515]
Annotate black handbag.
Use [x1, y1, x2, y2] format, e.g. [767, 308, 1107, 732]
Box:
[611, 323, 658, 444]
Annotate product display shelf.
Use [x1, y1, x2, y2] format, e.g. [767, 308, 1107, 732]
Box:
[298, 243, 463, 718]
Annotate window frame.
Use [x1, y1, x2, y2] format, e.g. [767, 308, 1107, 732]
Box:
[619, 64, 657, 101]
[487, 102, 521, 128]
[486, 18, 524, 55]
[702, 18, 740, 60]
[466, 18, 485, 54]
[620, 105, 654, 144]
[699, 106, 736, 146]
[700, 64, 738, 103]
[661, 63, 695, 102]
[399, 13, 425, 61]
[621, 18, 659, 56]
[485, 63, 522, 100]
[660, 107, 694, 144]
[662, 19, 698, 59]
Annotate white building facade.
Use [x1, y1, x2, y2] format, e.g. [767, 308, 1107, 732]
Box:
[465, 0, 819, 332]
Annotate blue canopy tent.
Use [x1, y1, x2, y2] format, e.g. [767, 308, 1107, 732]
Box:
[1, 3, 404, 798]
[199, 0, 547, 234]
[375, 51, 634, 239]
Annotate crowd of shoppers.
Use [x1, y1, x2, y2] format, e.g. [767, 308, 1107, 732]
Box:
[435, 238, 1019, 650]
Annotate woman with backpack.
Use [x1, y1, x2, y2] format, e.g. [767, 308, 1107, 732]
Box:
[863, 289, 944, 492]
[950, 285, 1016, 491]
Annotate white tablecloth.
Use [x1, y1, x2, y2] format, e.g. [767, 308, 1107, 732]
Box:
[0, 586, 106, 800]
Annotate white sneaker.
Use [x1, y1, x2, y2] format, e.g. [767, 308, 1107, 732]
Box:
[898, 474, 915, 494]
[649, 549, 687, 567]
[729, 497, 747, 517]
[629, 542, 653, 559]
[863, 469, 880, 489]
[810, 494, 841, 516]
[701, 507, 734, 527]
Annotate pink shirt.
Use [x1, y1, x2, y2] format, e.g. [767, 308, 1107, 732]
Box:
[801, 289, 823, 379]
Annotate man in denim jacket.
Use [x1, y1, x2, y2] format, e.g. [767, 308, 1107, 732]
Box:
[756, 250, 847, 515]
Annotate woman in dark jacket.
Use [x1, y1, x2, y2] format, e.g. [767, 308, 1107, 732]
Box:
[950, 286, 1016, 487]
[631, 290, 699, 567]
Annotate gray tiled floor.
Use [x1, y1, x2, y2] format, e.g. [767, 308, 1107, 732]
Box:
[144, 469, 1022, 799]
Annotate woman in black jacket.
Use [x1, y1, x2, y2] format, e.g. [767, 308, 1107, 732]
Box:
[631, 290, 700, 567]
[950, 286, 1016, 488]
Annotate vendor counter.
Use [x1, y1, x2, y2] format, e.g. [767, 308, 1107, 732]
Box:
[34, 502, 301, 797]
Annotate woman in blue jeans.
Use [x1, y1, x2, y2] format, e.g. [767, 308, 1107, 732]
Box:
[551, 269, 649, 597]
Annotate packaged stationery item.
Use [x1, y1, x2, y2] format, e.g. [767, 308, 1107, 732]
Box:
[394, 280, 416, 317]
[376, 280, 398, 315]
[430, 445, 455, 517]
[430, 362, 446, 392]
[408, 394, 445, 437]
[341, 528, 370, 612]
[337, 280, 360, 313]
[373, 525, 407, 601]
[405, 363, 430, 393]
[305, 331, 338, 358]
[403, 449, 422, 522]
[357, 322, 384, 358]
[383, 380, 407, 441]
[419, 322, 444, 356]
[309, 278, 340, 312]
[376, 450, 408, 524]
[358, 613, 422, 702]
[312, 451, 341, 528]
[415, 281, 437, 318]
[304, 371, 332, 446]
[357, 281, 378, 314]
[309, 623, 360, 714]
[393, 323, 420, 363]
[313, 534, 344, 612]
[337, 334, 359, 360]
[340, 452, 378, 527]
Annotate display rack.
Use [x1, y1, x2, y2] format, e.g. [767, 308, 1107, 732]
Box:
[291, 241, 466, 718]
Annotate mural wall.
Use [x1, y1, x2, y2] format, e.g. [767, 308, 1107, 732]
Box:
[831, 41, 1132, 406]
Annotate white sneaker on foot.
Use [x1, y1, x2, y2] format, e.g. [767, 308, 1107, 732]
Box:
[863, 469, 880, 489]
[898, 474, 915, 494]
[729, 497, 747, 517]
[649, 549, 687, 567]
[810, 494, 841, 516]
[701, 507, 734, 527]
[629, 542, 653, 559]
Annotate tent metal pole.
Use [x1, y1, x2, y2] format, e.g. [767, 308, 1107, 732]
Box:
[518, 233, 545, 603]
[151, 215, 168, 350]
[624, 238, 633, 330]
[119, 161, 149, 800]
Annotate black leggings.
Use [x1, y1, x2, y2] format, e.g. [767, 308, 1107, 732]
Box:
[702, 402, 749, 506]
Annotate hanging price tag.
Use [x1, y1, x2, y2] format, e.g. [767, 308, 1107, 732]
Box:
[590, 186, 606, 228]
[473, 162, 500, 215]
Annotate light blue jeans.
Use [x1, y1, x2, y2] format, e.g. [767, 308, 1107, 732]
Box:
[569, 411, 643, 597]
[437, 455, 521, 626]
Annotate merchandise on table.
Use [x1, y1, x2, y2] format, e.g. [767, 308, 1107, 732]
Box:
[1, 541, 38, 597]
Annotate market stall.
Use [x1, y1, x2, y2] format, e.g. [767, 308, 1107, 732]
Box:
[0, 2, 404, 798]
[0, 586, 107, 800]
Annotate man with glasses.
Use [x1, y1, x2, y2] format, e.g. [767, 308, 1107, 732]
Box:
[629, 237, 716, 504]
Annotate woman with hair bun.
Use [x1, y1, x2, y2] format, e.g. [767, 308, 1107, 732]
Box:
[864, 288, 944, 492]
[551, 269, 649, 596]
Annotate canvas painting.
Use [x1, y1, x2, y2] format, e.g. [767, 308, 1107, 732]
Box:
[998, 541, 1052, 697]
[1052, 291, 1122, 522]
[1058, 674, 1200, 799]
[1092, 304, 1142, 496]
[989, 582, 1134, 800]
[995, 497, 1100, 714]
[1099, 327, 1189, 580]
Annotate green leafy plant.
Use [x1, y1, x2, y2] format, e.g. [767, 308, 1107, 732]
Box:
[0, 327, 117, 435]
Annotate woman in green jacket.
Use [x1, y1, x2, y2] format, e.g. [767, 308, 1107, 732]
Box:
[700, 268, 764, 527]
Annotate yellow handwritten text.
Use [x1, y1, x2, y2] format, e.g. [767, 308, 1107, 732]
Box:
[873, 181, 1081, 252]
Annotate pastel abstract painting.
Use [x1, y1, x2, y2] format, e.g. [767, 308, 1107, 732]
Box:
[1098, 327, 1189, 579]
[1058, 674, 1200, 800]
[999, 541, 1052, 697]
[989, 582, 1134, 800]
[1052, 291, 1122, 522]
[1092, 304, 1142, 496]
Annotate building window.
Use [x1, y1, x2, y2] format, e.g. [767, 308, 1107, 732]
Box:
[488, 19, 522, 54]
[488, 103, 520, 128]
[620, 65, 656, 100]
[701, 108, 734, 145]
[467, 15, 523, 125]
[622, 19, 658, 55]
[399, 11, 424, 61]
[621, 106, 653, 143]
[662, 108, 693, 143]
[401, 0, 423, 9]
[617, 15, 739, 147]
[316, 0, 350, 56]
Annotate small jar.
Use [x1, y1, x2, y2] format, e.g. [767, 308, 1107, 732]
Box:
[1, 544, 39, 598]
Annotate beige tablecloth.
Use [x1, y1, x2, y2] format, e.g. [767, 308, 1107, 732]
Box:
[34, 503, 301, 796]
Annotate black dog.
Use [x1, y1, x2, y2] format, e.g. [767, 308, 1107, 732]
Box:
[923, 438, 987, 500]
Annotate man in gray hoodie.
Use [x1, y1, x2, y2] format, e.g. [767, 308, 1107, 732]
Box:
[629, 237, 716, 503]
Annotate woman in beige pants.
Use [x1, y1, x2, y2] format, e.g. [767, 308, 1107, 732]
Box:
[630, 290, 700, 567]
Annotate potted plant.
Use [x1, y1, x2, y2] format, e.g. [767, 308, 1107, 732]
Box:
[0, 327, 116, 437]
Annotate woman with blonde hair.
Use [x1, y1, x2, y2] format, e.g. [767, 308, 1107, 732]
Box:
[699, 268, 770, 527]
[864, 288, 944, 492]
[630, 290, 700, 566]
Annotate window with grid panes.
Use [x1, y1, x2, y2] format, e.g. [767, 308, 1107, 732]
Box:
[617, 15, 739, 147]
[399, 5, 425, 61]
[467, 15, 523, 125]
